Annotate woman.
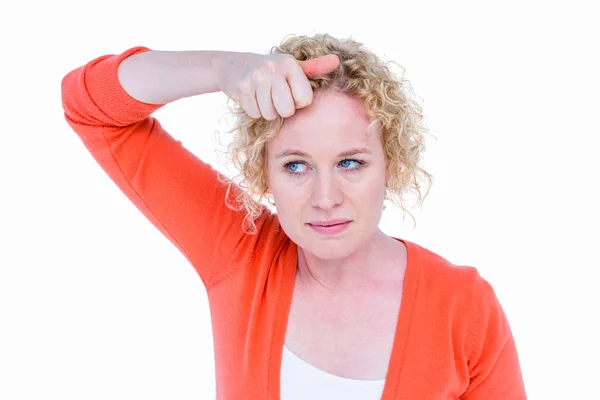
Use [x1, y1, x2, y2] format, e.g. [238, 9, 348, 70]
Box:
[61, 33, 526, 399]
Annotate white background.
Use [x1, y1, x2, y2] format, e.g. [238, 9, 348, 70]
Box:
[1, 0, 598, 398]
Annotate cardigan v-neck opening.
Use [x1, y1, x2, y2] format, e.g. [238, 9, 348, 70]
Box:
[268, 237, 420, 400]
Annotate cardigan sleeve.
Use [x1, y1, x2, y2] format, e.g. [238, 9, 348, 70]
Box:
[60, 46, 272, 289]
[461, 274, 527, 399]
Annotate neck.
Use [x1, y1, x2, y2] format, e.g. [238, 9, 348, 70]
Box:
[295, 229, 400, 294]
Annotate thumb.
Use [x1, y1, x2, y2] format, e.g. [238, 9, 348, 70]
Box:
[299, 54, 340, 78]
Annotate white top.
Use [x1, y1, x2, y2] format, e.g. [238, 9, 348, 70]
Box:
[280, 345, 386, 400]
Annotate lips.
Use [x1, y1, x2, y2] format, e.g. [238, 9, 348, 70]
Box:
[308, 220, 352, 235]
[314, 222, 344, 227]
[308, 219, 351, 227]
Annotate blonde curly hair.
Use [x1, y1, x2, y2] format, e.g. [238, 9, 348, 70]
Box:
[216, 33, 434, 234]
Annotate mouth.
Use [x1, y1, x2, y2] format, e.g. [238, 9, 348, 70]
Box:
[308, 219, 352, 227]
[307, 221, 352, 235]
[311, 222, 344, 227]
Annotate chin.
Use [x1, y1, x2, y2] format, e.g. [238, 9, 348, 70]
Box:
[300, 235, 360, 260]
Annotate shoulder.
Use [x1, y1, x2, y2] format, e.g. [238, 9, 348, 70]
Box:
[409, 240, 482, 297]
[407, 240, 500, 327]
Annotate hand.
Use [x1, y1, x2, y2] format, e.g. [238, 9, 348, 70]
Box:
[215, 51, 340, 120]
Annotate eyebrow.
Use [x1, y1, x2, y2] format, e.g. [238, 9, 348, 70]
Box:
[275, 147, 372, 159]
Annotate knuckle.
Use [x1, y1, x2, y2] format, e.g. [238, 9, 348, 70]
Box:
[236, 79, 252, 93]
[251, 69, 264, 82]
[283, 54, 298, 68]
[263, 59, 279, 73]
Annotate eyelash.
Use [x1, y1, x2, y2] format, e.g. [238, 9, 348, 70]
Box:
[282, 159, 366, 176]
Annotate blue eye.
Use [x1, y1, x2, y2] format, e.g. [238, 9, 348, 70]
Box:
[340, 159, 360, 168]
[285, 162, 307, 173]
[282, 159, 365, 176]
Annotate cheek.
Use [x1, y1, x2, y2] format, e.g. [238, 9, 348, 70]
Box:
[270, 178, 305, 209]
[359, 190, 385, 210]
[270, 173, 306, 196]
[354, 174, 386, 196]
[273, 187, 307, 208]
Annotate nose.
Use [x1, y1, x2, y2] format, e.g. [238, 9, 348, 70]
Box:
[310, 171, 343, 210]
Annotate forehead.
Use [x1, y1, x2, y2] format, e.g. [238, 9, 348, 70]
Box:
[269, 90, 377, 152]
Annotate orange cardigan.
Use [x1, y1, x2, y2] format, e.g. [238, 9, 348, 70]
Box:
[61, 46, 526, 399]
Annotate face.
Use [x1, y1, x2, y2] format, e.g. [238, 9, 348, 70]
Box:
[265, 89, 389, 260]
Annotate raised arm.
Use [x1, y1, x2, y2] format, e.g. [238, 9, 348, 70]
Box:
[60, 46, 273, 289]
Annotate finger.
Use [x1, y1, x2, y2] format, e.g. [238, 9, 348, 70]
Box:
[239, 92, 261, 118]
[300, 54, 340, 78]
[286, 64, 314, 109]
[271, 75, 296, 117]
[256, 82, 278, 121]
